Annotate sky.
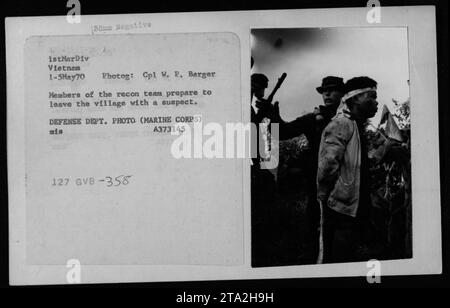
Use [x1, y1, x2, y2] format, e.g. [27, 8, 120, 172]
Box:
[251, 27, 410, 126]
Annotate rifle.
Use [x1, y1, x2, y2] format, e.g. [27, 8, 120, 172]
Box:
[266, 72, 287, 104]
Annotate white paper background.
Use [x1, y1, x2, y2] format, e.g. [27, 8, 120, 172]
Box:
[7, 6, 441, 285]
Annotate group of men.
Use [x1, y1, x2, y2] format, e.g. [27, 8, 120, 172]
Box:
[251, 73, 379, 264]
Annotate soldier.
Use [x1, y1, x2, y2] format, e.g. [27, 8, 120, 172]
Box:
[250, 73, 270, 168]
[250, 73, 277, 266]
[274, 76, 345, 148]
[317, 76, 378, 263]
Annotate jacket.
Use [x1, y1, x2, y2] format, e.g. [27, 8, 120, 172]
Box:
[317, 114, 361, 217]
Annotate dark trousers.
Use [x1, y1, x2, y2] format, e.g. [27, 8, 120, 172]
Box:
[251, 167, 276, 266]
[302, 194, 321, 263]
[322, 205, 367, 263]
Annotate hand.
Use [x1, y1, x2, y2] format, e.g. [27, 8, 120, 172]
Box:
[313, 107, 325, 121]
[256, 100, 282, 122]
[255, 99, 269, 112]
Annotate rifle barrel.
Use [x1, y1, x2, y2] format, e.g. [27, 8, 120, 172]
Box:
[267, 73, 287, 103]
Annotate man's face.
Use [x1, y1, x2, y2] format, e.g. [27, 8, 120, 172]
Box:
[254, 86, 266, 100]
[322, 88, 343, 108]
[353, 90, 379, 119]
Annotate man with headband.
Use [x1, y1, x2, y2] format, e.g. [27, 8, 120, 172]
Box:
[269, 76, 345, 263]
[317, 76, 378, 263]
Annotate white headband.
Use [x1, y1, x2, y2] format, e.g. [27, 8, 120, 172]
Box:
[342, 87, 377, 103]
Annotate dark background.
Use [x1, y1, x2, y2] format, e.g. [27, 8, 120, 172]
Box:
[0, 0, 448, 292]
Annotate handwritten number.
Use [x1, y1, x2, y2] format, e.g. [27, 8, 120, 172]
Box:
[105, 176, 113, 187]
[104, 175, 132, 187]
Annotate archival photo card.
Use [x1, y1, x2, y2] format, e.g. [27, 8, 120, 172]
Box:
[6, 6, 441, 285]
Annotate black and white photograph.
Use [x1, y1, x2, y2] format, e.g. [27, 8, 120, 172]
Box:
[2, 1, 446, 290]
[251, 27, 412, 267]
